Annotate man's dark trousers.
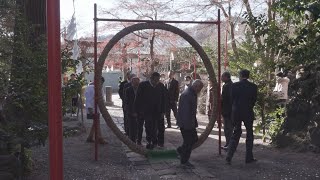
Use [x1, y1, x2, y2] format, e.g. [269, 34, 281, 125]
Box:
[137, 116, 144, 144]
[128, 115, 138, 142]
[227, 118, 254, 161]
[223, 115, 233, 147]
[123, 110, 129, 135]
[165, 102, 177, 127]
[157, 115, 165, 145]
[177, 128, 198, 164]
[144, 112, 160, 145]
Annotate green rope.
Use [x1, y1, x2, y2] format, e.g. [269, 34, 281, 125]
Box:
[146, 149, 178, 160]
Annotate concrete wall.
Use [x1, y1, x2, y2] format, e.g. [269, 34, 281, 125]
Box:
[85, 71, 122, 92]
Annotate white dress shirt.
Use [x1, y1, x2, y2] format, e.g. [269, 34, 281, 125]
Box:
[85, 83, 105, 112]
[273, 77, 290, 100]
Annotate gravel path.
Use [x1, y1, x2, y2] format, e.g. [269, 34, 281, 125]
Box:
[27, 94, 320, 180]
[27, 122, 153, 180]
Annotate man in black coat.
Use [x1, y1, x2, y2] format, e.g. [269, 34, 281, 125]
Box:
[119, 71, 131, 135]
[176, 79, 204, 168]
[226, 69, 258, 165]
[165, 71, 179, 128]
[134, 72, 166, 149]
[118, 71, 130, 100]
[221, 72, 233, 150]
[124, 75, 140, 143]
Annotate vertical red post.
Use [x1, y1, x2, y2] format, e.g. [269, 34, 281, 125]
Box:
[224, 24, 228, 71]
[47, 0, 64, 179]
[93, 3, 98, 161]
[217, 9, 222, 155]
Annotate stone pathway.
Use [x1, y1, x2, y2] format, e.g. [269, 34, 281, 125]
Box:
[27, 93, 320, 179]
[107, 94, 320, 180]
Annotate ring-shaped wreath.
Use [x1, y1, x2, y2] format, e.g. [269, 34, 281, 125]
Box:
[96, 23, 219, 156]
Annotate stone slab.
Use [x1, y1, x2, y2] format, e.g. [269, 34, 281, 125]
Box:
[151, 162, 170, 171]
[156, 168, 177, 176]
[192, 168, 216, 178]
[135, 164, 152, 170]
[160, 174, 178, 179]
[132, 160, 150, 166]
[129, 156, 148, 162]
[126, 152, 143, 158]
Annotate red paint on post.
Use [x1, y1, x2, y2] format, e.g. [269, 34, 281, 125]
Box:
[47, 0, 64, 179]
[224, 25, 228, 71]
[217, 9, 222, 155]
[94, 3, 99, 161]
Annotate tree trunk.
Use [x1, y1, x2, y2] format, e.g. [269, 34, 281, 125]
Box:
[261, 106, 266, 142]
[149, 29, 156, 73]
[216, 3, 239, 61]
[243, 0, 262, 48]
[5, 0, 47, 175]
[121, 42, 129, 77]
[229, 20, 239, 60]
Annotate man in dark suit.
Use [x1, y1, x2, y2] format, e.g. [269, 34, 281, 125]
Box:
[226, 69, 258, 165]
[176, 79, 204, 168]
[119, 71, 131, 135]
[134, 72, 166, 149]
[124, 75, 140, 143]
[165, 71, 179, 128]
[118, 71, 130, 100]
[122, 73, 137, 135]
[221, 72, 233, 150]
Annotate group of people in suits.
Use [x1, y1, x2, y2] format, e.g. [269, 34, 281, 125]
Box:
[180, 69, 258, 167]
[118, 71, 180, 149]
[220, 69, 258, 165]
[118, 68, 258, 167]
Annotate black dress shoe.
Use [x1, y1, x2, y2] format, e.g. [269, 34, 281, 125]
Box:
[221, 146, 228, 151]
[86, 138, 94, 143]
[158, 143, 164, 148]
[146, 143, 154, 150]
[245, 158, 258, 164]
[226, 157, 231, 165]
[176, 147, 182, 159]
[181, 161, 195, 169]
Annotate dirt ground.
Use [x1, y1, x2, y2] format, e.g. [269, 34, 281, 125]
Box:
[166, 128, 320, 180]
[27, 124, 156, 180]
[27, 94, 320, 180]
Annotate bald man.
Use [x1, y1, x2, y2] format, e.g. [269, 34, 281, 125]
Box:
[176, 79, 204, 168]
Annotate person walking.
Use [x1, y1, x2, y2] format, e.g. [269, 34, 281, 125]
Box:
[221, 72, 233, 150]
[85, 77, 107, 144]
[124, 75, 140, 143]
[68, 73, 81, 116]
[226, 69, 258, 165]
[273, 71, 290, 106]
[207, 79, 214, 120]
[134, 72, 166, 149]
[158, 79, 168, 147]
[165, 71, 179, 128]
[184, 75, 192, 90]
[118, 71, 131, 135]
[176, 79, 204, 168]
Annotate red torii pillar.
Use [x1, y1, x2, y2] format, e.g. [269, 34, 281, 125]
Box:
[47, 0, 64, 179]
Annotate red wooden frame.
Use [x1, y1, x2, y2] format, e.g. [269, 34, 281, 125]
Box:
[47, 0, 63, 179]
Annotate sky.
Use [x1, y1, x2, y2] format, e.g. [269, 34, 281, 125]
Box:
[60, 0, 116, 38]
[60, 0, 266, 38]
